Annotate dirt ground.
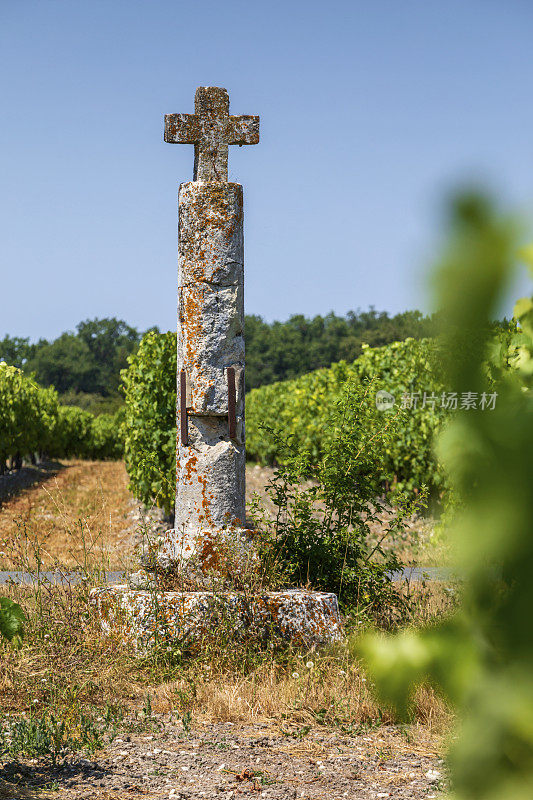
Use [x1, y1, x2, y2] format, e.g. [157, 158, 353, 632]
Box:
[0, 461, 282, 571]
[0, 460, 441, 571]
[0, 460, 135, 570]
[0, 719, 444, 800]
[0, 461, 447, 799]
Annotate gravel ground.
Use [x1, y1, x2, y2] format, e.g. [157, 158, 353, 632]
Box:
[0, 720, 445, 799]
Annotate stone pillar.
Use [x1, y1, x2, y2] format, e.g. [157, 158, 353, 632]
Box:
[169, 181, 246, 566]
[90, 87, 343, 650]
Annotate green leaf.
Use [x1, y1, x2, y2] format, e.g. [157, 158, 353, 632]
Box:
[518, 243, 533, 276]
[0, 597, 25, 647]
[513, 296, 533, 320]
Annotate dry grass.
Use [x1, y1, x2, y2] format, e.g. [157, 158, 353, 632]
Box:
[0, 577, 449, 737]
[0, 460, 134, 570]
[152, 654, 448, 731]
[0, 460, 452, 744]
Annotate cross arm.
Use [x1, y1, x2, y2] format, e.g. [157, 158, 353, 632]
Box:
[164, 113, 200, 144]
[227, 115, 260, 145]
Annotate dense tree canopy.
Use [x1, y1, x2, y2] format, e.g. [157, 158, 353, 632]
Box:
[0, 336, 34, 369]
[244, 308, 437, 390]
[0, 309, 437, 405]
[0, 318, 151, 411]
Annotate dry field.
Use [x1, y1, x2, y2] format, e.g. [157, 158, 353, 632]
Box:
[0, 460, 446, 572]
[0, 460, 134, 571]
[0, 461, 449, 799]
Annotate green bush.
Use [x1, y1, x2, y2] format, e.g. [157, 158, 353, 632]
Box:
[52, 405, 95, 459]
[0, 597, 25, 648]
[121, 330, 176, 515]
[0, 363, 59, 466]
[0, 362, 123, 465]
[250, 376, 422, 621]
[246, 338, 449, 496]
[91, 411, 125, 460]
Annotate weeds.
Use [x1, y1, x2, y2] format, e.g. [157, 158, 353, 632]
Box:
[0, 703, 123, 765]
[0, 460, 451, 768]
[180, 710, 192, 733]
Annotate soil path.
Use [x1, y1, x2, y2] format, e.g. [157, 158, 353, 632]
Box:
[0, 461, 446, 798]
[0, 461, 278, 571]
[0, 720, 444, 799]
[0, 461, 135, 570]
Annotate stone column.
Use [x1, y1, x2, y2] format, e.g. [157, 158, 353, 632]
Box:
[172, 181, 246, 566]
[90, 87, 343, 650]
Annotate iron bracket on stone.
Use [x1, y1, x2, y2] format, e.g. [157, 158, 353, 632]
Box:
[180, 369, 188, 446]
[227, 367, 236, 440]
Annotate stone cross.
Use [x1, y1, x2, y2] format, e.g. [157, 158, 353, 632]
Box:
[164, 87, 259, 182]
[160, 87, 259, 571]
[90, 88, 343, 649]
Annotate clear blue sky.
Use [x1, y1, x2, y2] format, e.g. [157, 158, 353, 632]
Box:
[2, 0, 532, 341]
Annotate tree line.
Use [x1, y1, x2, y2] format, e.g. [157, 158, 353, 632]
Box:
[0, 318, 152, 414]
[0, 308, 437, 411]
[244, 308, 437, 389]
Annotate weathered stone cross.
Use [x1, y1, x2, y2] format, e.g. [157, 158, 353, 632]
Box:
[91, 87, 343, 649]
[160, 86, 260, 571]
[164, 86, 259, 182]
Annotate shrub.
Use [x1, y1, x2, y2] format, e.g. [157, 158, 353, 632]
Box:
[246, 338, 450, 498]
[0, 363, 59, 466]
[250, 377, 424, 622]
[121, 330, 176, 515]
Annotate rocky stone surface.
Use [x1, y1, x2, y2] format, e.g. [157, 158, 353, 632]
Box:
[174, 179, 247, 563]
[91, 587, 343, 650]
[0, 721, 445, 799]
[165, 86, 259, 183]
[167, 88, 257, 569]
[92, 88, 342, 649]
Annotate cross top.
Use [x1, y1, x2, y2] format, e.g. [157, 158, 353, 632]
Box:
[164, 87, 259, 183]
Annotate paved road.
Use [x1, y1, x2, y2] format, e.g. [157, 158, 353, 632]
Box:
[0, 566, 457, 586]
[0, 570, 127, 585]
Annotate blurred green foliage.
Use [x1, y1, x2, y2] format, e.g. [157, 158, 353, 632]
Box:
[357, 194, 533, 799]
[0, 362, 59, 467]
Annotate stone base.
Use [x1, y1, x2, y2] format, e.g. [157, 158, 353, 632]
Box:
[151, 526, 256, 573]
[90, 586, 343, 650]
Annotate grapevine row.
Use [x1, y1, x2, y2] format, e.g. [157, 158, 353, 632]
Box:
[121, 334, 449, 512]
[0, 361, 123, 471]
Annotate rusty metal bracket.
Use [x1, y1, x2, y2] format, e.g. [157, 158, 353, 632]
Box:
[227, 367, 236, 440]
[180, 369, 188, 446]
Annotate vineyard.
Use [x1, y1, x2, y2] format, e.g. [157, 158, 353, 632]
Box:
[0, 361, 123, 471]
[2, 326, 512, 514]
[1, 196, 532, 800]
[246, 337, 449, 495]
[120, 333, 455, 513]
[3, 1, 533, 796]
